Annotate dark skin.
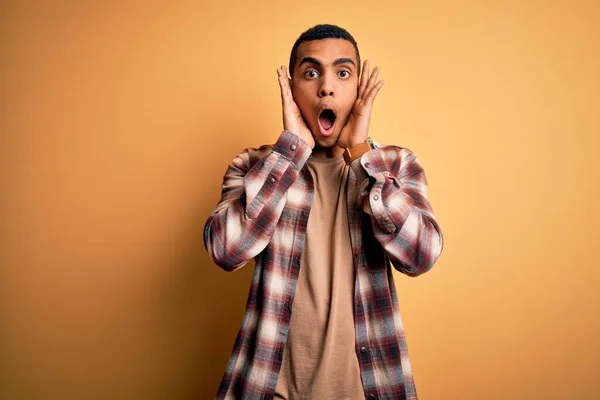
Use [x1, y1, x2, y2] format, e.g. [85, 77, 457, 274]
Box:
[276, 38, 384, 158]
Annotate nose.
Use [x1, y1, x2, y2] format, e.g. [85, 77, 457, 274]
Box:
[319, 88, 334, 97]
[318, 74, 334, 97]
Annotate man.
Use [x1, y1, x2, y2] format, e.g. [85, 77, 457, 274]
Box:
[204, 24, 444, 400]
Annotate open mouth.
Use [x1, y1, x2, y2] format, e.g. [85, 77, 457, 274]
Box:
[318, 109, 336, 137]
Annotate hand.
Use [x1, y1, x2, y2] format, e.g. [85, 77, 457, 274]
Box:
[277, 66, 315, 148]
[337, 60, 384, 149]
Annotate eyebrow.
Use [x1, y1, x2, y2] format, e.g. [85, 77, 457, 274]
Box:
[299, 57, 356, 68]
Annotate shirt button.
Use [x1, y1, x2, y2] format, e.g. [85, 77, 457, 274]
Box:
[360, 346, 367, 353]
[290, 144, 297, 151]
[269, 177, 275, 183]
[364, 162, 371, 168]
[373, 195, 379, 201]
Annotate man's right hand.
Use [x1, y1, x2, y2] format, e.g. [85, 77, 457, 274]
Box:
[277, 66, 315, 149]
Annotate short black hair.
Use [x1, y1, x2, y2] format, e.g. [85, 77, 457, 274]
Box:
[289, 24, 361, 78]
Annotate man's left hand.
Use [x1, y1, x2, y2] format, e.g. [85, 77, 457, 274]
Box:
[337, 60, 385, 149]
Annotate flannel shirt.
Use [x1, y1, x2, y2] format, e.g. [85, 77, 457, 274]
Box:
[204, 131, 444, 400]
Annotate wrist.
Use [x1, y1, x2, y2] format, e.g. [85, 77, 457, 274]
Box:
[342, 137, 375, 165]
[299, 132, 315, 149]
[348, 135, 368, 148]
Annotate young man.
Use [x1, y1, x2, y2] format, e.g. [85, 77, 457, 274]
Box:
[204, 24, 444, 400]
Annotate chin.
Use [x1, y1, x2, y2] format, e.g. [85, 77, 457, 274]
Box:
[315, 135, 340, 149]
[309, 127, 335, 146]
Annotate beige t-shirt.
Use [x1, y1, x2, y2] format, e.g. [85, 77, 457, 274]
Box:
[274, 155, 365, 400]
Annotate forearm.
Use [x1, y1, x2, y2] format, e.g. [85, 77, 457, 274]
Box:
[351, 146, 444, 276]
[204, 131, 312, 271]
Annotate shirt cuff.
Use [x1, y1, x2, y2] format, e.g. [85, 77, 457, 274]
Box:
[350, 156, 371, 189]
[272, 131, 312, 169]
[358, 148, 387, 175]
[349, 147, 389, 183]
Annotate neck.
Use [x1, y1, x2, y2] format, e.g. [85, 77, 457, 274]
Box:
[311, 144, 344, 158]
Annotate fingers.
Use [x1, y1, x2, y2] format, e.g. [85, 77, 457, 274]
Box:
[366, 66, 380, 93]
[359, 61, 383, 104]
[277, 66, 294, 109]
[277, 67, 286, 104]
[364, 80, 384, 107]
[277, 66, 287, 97]
[358, 60, 369, 98]
[357, 60, 384, 108]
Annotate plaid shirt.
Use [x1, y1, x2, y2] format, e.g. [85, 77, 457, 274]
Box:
[204, 131, 444, 400]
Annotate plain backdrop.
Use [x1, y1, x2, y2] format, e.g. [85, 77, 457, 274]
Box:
[1, 1, 599, 399]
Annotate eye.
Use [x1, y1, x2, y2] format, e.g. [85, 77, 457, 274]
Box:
[304, 69, 320, 79]
[338, 70, 351, 79]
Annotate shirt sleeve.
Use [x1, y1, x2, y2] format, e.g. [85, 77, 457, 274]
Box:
[204, 131, 312, 271]
[350, 146, 444, 277]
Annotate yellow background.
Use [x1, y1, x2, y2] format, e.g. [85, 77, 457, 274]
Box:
[2, 1, 599, 398]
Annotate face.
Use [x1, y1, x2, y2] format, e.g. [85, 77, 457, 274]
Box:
[291, 39, 359, 149]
